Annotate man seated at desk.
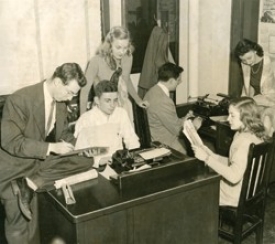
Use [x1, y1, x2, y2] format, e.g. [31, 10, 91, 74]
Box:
[74, 80, 140, 166]
[144, 62, 201, 154]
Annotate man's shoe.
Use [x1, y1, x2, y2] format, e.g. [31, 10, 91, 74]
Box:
[11, 178, 34, 220]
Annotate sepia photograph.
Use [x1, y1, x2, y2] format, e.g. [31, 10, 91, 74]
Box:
[0, 0, 275, 243]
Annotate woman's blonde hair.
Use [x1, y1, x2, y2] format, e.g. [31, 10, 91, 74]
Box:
[230, 97, 267, 139]
[96, 26, 134, 70]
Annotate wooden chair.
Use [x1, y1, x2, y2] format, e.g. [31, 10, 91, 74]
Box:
[130, 97, 152, 149]
[218, 135, 274, 244]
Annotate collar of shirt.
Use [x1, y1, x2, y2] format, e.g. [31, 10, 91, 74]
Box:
[157, 83, 170, 97]
[94, 105, 117, 121]
[43, 81, 56, 130]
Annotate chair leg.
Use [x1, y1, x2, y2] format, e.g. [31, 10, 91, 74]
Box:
[267, 181, 275, 199]
[233, 230, 242, 244]
[255, 224, 264, 244]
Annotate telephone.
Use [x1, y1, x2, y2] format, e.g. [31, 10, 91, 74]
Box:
[111, 149, 135, 173]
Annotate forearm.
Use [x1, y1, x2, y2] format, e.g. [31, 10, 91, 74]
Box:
[164, 113, 184, 136]
[206, 154, 242, 184]
[206, 149, 228, 166]
[2, 132, 48, 159]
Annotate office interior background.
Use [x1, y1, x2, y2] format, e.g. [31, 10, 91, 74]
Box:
[0, 0, 275, 243]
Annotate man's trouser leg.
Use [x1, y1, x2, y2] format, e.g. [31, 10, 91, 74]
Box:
[2, 186, 29, 244]
[30, 155, 93, 191]
[2, 189, 39, 244]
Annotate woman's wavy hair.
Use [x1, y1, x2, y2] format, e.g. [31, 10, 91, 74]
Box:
[230, 97, 267, 139]
[96, 26, 134, 70]
[235, 39, 264, 59]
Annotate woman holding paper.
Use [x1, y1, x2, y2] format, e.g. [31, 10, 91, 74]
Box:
[192, 97, 268, 206]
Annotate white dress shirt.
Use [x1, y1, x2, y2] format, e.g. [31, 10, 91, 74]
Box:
[157, 83, 170, 97]
[43, 82, 56, 135]
[74, 106, 140, 155]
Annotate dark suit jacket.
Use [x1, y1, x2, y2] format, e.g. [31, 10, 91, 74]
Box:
[138, 26, 169, 90]
[0, 82, 74, 198]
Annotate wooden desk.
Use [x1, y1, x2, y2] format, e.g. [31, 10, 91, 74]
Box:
[39, 157, 220, 244]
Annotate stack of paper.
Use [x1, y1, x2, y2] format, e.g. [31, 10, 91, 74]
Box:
[204, 94, 224, 105]
[139, 148, 171, 160]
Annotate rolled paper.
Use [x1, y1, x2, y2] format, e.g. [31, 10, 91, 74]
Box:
[54, 169, 98, 189]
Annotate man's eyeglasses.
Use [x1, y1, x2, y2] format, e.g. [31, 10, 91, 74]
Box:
[64, 86, 78, 97]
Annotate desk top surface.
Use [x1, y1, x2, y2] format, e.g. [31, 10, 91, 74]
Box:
[43, 154, 219, 223]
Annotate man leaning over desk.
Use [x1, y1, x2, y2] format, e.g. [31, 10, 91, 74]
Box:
[144, 62, 201, 154]
[0, 63, 93, 244]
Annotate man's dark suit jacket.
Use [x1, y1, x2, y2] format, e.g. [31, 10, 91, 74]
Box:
[0, 82, 75, 199]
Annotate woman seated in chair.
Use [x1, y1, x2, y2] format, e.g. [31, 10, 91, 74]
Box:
[192, 97, 269, 206]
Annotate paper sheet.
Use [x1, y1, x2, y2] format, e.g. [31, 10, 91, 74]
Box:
[75, 124, 120, 152]
[183, 120, 203, 147]
[139, 148, 171, 160]
[54, 169, 98, 189]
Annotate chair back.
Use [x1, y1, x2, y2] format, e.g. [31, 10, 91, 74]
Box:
[130, 97, 152, 149]
[238, 141, 273, 211]
[219, 133, 275, 244]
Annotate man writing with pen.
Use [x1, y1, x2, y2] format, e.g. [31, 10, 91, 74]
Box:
[0, 63, 94, 244]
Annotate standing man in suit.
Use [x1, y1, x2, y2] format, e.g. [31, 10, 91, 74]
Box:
[0, 63, 93, 244]
[144, 62, 194, 154]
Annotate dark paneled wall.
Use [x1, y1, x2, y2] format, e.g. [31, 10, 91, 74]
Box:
[228, 0, 260, 97]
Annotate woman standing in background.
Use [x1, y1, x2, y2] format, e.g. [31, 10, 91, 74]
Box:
[235, 39, 275, 107]
[79, 26, 149, 117]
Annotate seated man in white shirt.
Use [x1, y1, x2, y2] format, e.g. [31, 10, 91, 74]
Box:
[74, 80, 140, 167]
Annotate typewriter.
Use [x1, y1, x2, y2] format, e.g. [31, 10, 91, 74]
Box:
[192, 93, 232, 128]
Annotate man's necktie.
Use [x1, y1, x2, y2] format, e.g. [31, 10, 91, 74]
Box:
[46, 100, 55, 136]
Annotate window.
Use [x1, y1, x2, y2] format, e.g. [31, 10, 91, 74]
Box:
[122, 0, 179, 73]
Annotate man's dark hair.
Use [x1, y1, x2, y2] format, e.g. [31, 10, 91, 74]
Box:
[158, 62, 184, 82]
[94, 80, 118, 97]
[52, 63, 87, 87]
